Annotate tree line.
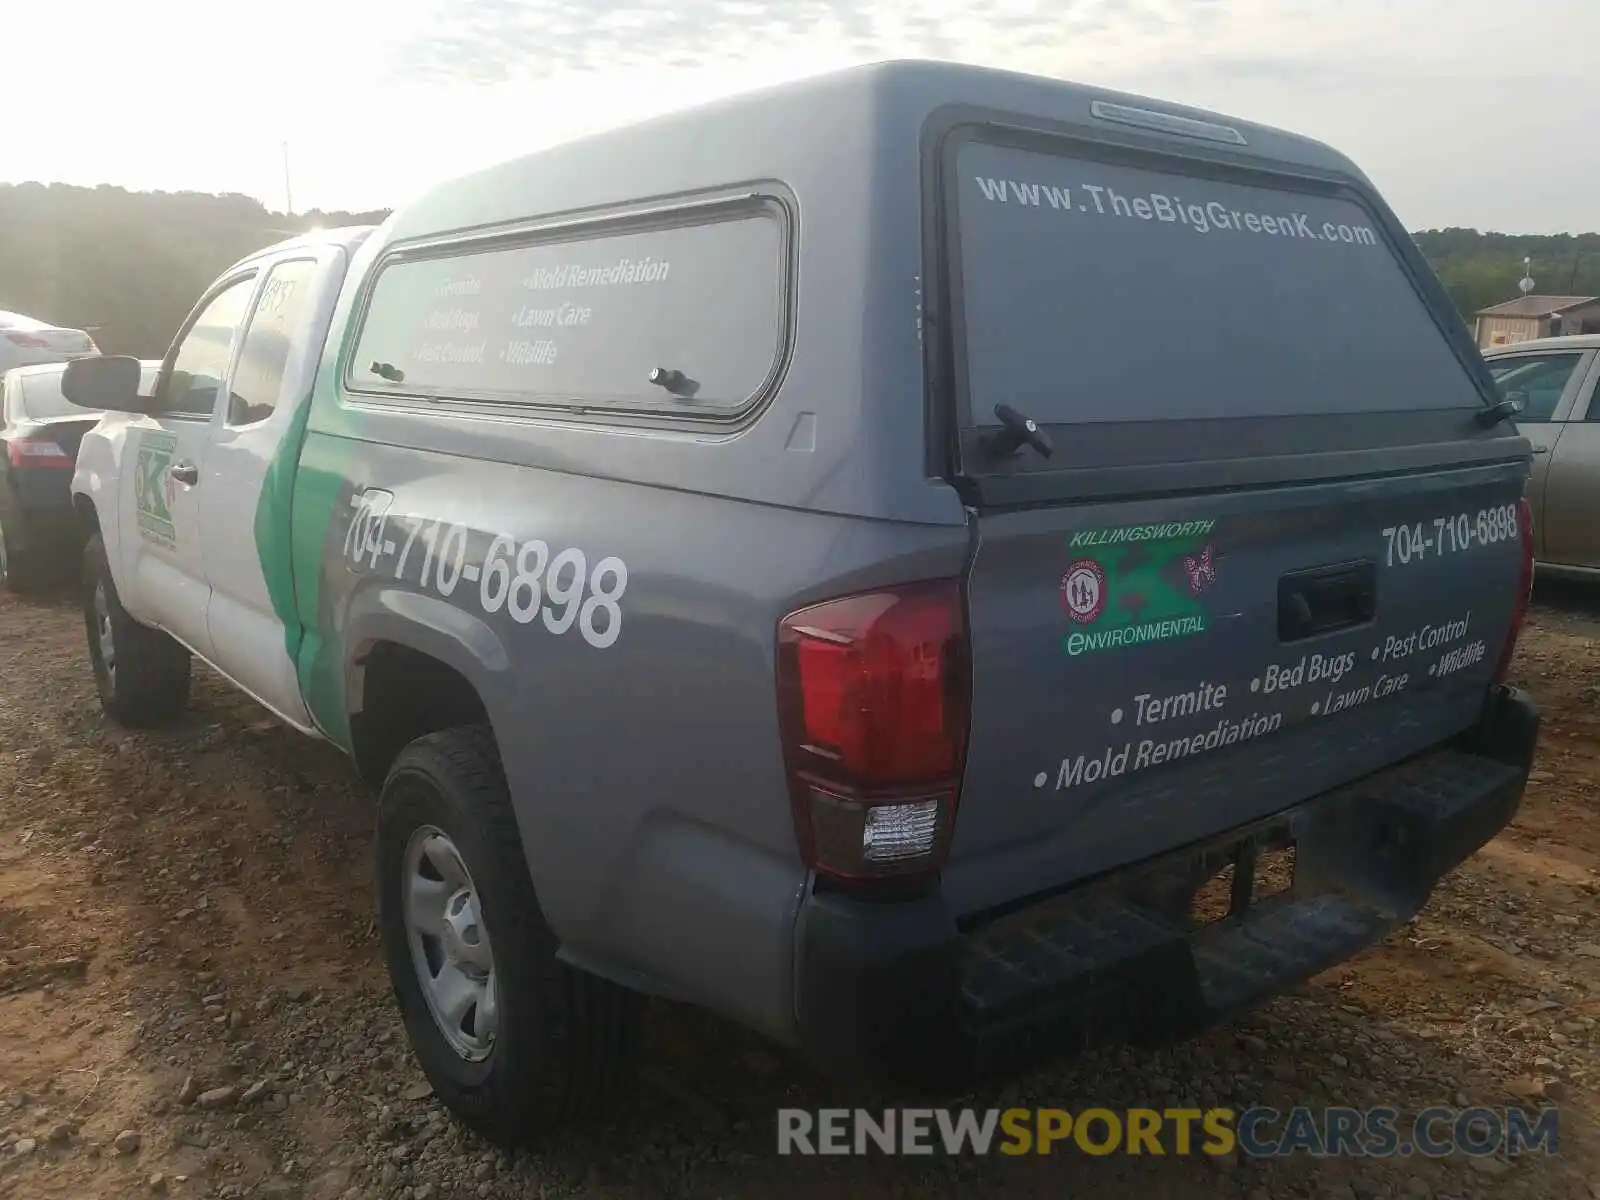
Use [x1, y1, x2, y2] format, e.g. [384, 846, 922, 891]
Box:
[0, 183, 388, 356]
[2, 183, 1595, 354]
[1415, 228, 1600, 321]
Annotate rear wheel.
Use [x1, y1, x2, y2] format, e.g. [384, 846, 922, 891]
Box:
[377, 726, 639, 1145]
[82, 533, 191, 726]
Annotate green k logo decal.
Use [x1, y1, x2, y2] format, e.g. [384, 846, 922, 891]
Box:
[134, 431, 178, 547]
[1061, 519, 1221, 657]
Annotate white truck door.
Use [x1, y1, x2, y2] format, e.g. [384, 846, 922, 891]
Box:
[120, 272, 259, 661]
[199, 249, 344, 729]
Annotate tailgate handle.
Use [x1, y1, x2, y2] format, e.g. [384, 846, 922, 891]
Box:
[1278, 560, 1376, 643]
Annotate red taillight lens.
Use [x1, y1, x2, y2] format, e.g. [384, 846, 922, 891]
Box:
[4, 333, 50, 349]
[1493, 496, 1535, 684]
[776, 580, 970, 881]
[7, 438, 72, 469]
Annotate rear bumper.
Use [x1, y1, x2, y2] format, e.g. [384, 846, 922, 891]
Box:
[13, 468, 75, 514]
[793, 684, 1539, 1084]
[3, 474, 78, 559]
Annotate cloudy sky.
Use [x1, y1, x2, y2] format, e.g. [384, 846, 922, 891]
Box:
[6, 0, 1593, 232]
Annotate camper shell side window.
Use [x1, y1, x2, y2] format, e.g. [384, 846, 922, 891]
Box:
[346, 193, 793, 425]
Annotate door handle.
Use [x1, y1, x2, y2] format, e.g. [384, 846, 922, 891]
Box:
[1533, 445, 1550, 455]
[169, 461, 199, 486]
[1278, 559, 1377, 643]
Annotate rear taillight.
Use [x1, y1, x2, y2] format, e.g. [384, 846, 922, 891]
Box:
[7, 438, 72, 469]
[1493, 496, 1535, 684]
[776, 580, 970, 882]
[3, 333, 50, 349]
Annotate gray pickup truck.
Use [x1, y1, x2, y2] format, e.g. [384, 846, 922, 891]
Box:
[63, 59, 1539, 1144]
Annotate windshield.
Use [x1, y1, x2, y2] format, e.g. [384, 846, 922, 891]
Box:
[952, 137, 1486, 428]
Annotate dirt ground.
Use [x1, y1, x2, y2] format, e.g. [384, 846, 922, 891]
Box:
[4, 583, 1600, 1200]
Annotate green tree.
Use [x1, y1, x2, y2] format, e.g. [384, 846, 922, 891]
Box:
[1414, 228, 1600, 320]
[0, 182, 388, 356]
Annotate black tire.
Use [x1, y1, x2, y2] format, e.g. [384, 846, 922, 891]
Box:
[82, 532, 191, 726]
[377, 726, 639, 1145]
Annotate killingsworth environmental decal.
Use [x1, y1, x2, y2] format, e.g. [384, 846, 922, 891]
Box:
[133, 430, 179, 549]
[1061, 519, 1219, 657]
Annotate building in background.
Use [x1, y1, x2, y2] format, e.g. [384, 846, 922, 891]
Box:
[1474, 295, 1600, 348]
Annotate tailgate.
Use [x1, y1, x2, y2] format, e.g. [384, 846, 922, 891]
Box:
[3, 327, 94, 358]
[38, 329, 95, 357]
[929, 116, 1532, 915]
[945, 465, 1526, 914]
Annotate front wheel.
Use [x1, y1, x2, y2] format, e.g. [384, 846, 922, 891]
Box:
[376, 726, 639, 1145]
[82, 533, 191, 726]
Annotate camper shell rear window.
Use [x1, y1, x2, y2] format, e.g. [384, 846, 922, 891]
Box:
[945, 132, 1488, 432]
[348, 196, 789, 419]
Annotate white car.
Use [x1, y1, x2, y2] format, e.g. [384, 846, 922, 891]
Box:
[0, 310, 98, 373]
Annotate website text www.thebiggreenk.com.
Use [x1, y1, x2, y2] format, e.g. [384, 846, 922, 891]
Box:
[972, 175, 1380, 247]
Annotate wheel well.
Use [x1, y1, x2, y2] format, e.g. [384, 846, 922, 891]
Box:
[349, 641, 492, 788]
[73, 495, 99, 538]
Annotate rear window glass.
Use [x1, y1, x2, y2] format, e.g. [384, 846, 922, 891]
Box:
[17, 372, 78, 418]
[952, 139, 1484, 426]
[349, 207, 786, 415]
[17, 364, 157, 419]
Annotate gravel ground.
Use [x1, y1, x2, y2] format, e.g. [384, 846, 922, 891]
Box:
[3, 582, 1600, 1199]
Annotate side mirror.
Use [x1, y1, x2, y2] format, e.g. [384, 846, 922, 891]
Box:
[61, 355, 150, 413]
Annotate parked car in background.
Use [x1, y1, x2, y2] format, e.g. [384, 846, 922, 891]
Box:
[0, 359, 157, 590]
[0, 310, 99, 373]
[1484, 335, 1600, 577]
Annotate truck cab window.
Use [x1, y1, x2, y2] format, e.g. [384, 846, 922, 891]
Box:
[161, 275, 257, 417]
[228, 259, 318, 426]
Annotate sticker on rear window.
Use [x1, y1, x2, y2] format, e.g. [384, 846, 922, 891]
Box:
[1060, 520, 1221, 657]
